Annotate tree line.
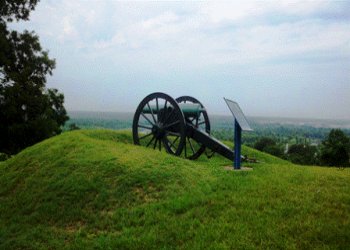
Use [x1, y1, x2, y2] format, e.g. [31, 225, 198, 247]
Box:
[252, 129, 350, 167]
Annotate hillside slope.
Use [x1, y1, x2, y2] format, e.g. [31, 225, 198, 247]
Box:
[0, 130, 349, 249]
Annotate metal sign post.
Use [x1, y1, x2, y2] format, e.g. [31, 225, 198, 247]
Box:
[234, 120, 242, 169]
[224, 98, 253, 169]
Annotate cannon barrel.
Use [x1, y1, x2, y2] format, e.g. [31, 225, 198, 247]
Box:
[143, 103, 204, 118]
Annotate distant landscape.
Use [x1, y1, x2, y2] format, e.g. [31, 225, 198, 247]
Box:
[66, 111, 350, 146]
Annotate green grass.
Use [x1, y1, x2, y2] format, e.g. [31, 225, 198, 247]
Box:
[0, 129, 349, 249]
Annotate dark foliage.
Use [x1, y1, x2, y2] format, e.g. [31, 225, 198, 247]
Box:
[0, 152, 9, 161]
[0, 0, 38, 22]
[254, 137, 284, 158]
[286, 144, 318, 165]
[0, 0, 68, 154]
[68, 123, 80, 131]
[320, 129, 350, 167]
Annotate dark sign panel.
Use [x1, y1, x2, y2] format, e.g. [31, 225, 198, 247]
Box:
[224, 98, 253, 131]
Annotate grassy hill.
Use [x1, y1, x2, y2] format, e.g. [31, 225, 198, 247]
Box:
[0, 130, 349, 249]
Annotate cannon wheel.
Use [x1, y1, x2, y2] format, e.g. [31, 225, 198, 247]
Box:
[176, 96, 211, 160]
[133, 92, 186, 156]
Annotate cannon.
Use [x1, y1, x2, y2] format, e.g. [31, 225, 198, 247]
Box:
[132, 92, 238, 161]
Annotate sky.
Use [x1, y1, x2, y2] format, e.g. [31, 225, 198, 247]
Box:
[12, 0, 350, 119]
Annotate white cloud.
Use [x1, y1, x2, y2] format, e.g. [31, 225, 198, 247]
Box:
[200, 2, 265, 23]
[23, 0, 349, 64]
[65, 1, 347, 68]
[141, 11, 179, 29]
[60, 16, 78, 41]
[276, 1, 331, 15]
[199, 1, 332, 24]
[229, 21, 350, 63]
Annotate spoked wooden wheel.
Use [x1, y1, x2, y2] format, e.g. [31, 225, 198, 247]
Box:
[176, 96, 211, 159]
[133, 92, 186, 156]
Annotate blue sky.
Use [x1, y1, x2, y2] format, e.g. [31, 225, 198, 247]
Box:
[13, 1, 350, 119]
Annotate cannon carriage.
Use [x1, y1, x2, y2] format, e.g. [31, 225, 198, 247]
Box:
[132, 92, 237, 161]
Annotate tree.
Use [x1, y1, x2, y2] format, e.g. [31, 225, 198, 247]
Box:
[286, 143, 318, 165]
[0, 0, 68, 154]
[68, 123, 80, 131]
[254, 137, 284, 158]
[320, 129, 350, 167]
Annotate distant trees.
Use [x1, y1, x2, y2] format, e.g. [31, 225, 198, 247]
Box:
[252, 129, 350, 167]
[68, 123, 80, 131]
[285, 144, 318, 165]
[0, 0, 68, 154]
[253, 137, 284, 158]
[320, 129, 350, 167]
[204, 118, 350, 167]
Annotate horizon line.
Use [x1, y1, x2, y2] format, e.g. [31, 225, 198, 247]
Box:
[66, 110, 350, 122]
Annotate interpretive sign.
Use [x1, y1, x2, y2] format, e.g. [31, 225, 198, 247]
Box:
[224, 98, 253, 169]
[224, 98, 253, 132]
